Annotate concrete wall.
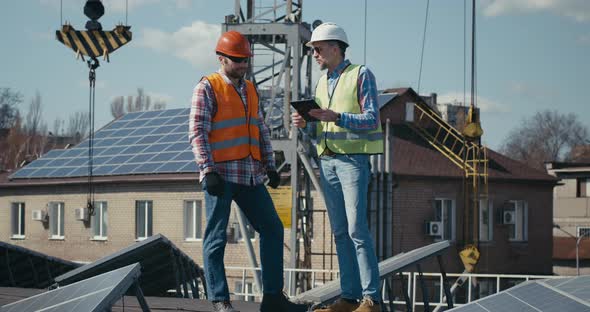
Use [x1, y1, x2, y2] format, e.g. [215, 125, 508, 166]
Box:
[553, 177, 590, 237]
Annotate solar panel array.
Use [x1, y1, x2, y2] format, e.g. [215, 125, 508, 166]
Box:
[449, 275, 590, 312]
[10, 108, 196, 179]
[0, 263, 144, 312]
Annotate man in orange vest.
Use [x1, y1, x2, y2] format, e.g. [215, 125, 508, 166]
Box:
[189, 30, 309, 312]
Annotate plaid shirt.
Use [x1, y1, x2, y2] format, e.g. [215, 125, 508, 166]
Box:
[189, 71, 275, 185]
[326, 59, 380, 130]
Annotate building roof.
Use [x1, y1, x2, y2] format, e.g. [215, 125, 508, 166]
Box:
[2, 91, 557, 187]
[553, 237, 590, 260]
[390, 125, 556, 182]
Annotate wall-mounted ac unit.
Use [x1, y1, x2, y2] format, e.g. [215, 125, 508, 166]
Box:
[427, 221, 443, 236]
[75, 207, 89, 221]
[32, 210, 47, 221]
[503, 210, 516, 225]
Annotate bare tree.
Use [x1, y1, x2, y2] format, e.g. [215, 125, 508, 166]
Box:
[153, 100, 166, 110]
[25, 92, 43, 136]
[110, 88, 167, 119]
[110, 96, 125, 119]
[22, 92, 48, 157]
[54, 118, 66, 137]
[500, 110, 590, 170]
[67, 111, 90, 143]
[0, 87, 23, 129]
[1, 112, 27, 170]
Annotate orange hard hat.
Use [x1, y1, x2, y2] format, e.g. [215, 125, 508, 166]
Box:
[215, 31, 252, 58]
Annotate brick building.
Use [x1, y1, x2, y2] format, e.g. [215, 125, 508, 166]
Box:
[1, 90, 558, 299]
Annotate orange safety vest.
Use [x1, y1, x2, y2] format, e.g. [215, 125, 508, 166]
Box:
[204, 73, 262, 162]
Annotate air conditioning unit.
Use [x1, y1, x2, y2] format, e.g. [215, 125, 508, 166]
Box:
[75, 207, 89, 221]
[427, 221, 443, 236]
[503, 210, 516, 225]
[32, 210, 47, 221]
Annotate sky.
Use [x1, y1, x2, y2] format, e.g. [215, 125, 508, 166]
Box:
[1, 0, 589, 150]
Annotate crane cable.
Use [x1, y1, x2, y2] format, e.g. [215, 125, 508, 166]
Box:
[86, 59, 99, 217]
[417, 0, 430, 95]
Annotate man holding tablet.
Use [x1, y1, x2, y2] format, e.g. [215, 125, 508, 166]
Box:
[292, 22, 383, 312]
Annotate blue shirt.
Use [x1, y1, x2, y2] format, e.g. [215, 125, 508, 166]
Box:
[325, 59, 380, 131]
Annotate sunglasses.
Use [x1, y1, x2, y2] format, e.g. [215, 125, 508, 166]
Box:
[313, 46, 323, 54]
[226, 55, 249, 63]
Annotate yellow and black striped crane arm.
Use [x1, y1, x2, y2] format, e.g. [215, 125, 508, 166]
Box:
[56, 25, 132, 61]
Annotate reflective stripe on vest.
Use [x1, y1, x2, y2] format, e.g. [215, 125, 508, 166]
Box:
[205, 73, 262, 162]
[314, 64, 384, 155]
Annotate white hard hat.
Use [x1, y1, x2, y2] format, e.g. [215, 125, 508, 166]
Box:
[306, 22, 349, 47]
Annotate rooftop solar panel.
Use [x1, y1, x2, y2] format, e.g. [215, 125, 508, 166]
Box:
[53, 234, 205, 298]
[448, 275, 590, 312]
[9, 109, 198, 180]
[0, 263, 147, 312]
[295, 241, 451, 305]
[0, 241, 80, 289]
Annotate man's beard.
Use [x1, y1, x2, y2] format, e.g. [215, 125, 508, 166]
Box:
[227, 68, 246, 80]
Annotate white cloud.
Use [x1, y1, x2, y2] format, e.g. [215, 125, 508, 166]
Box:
[578, 34, 590, 45]
[137, 21, 220, 70]
[482, 0, 590, 22]
[41, 0, 190, 13]
[508, 81, 560, 102]
[437, 92, 509, 113]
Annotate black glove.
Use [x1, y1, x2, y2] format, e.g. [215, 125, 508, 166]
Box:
[267, 170, 280, 189]
[205, 172, 224, 196]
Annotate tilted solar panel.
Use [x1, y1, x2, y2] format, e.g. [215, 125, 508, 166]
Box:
[448, 275, 590, 312]
[9, 108, 196, 179]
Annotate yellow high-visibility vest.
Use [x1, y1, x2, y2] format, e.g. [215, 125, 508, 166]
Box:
[314, 64, 384, 155]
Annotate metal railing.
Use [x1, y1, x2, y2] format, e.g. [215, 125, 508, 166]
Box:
[225, 266, 563, 309]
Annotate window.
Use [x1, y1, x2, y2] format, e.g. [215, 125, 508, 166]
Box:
[135, 201, 153, 240]
[49, 202, 65, 239]
[479, 199, 493, 241]
[234, 281, 255, 302]
[577, 178, 589, 197]
[434, 198, 456, 241]
[184, 200, 203, 240]
[506, 200, 528, 241]
[11, 202, 25, 238]
[91, 202, 108, 239]
[578, 227, 590, 238]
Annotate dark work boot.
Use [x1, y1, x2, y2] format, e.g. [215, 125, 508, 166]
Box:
[260, 293, 309, 312]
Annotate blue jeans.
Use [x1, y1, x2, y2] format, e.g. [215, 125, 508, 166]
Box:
[202, 180, 285, 301]
[320, 154, 381, 300]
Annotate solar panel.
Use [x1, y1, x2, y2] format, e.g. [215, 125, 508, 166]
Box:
[448, 275, 590, 312]
[294, 240, 451, 305]
[54, 234, 205, 298]
[0, 241, 80, 288]
[9, 108, 197, 179]
[0, 263, 146, 312]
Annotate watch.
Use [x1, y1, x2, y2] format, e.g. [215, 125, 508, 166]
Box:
[335, 113, 341, 122]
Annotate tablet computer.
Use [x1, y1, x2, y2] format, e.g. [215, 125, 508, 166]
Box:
[290, 99, 321, 122]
